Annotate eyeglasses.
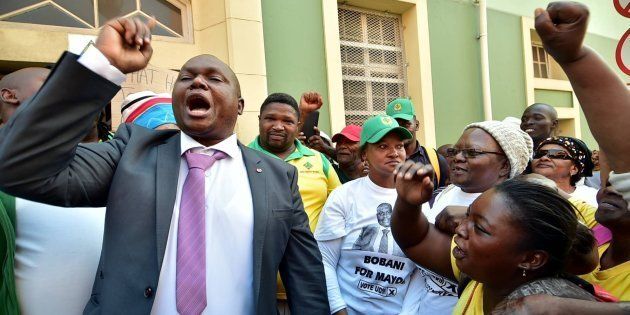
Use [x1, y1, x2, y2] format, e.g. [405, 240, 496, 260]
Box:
[445, 148, 505, 158]
[533, 149, 573, 160]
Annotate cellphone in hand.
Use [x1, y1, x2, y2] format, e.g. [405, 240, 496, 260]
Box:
[302, 111, 320, 139]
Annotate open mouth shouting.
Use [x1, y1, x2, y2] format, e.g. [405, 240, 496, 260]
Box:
[185, 93, 211, 118]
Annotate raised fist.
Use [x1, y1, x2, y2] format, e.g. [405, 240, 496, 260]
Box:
[394, 161, 434, 207]
[300, 91, 323, 114]
[535, 1, 589, 64]
[95, 17, 155, 74]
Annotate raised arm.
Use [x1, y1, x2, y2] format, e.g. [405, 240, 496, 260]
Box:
[0, 17, 154, 206]
[535, 2, 630, 172]
[391, 161, 455, 281]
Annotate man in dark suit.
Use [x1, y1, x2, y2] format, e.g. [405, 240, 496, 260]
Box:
[0, 17, 328, 315]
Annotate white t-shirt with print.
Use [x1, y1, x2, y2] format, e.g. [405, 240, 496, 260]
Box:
[315, 177, 420, 315]
[408, 185, 481, 314]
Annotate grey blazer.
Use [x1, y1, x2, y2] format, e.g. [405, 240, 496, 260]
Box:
[0, 53, 329, 315]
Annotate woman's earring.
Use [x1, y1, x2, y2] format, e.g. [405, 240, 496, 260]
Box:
[522, 268, 527, 277]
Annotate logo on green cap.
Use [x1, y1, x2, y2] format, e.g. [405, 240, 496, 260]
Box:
[393, 103, 402, 111]
[381, 116, 394, 126]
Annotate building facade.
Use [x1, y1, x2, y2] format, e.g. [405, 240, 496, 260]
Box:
[1, 0, 627, 148]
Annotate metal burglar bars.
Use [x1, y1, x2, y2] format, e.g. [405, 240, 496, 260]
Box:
[338, 6, 408, 126]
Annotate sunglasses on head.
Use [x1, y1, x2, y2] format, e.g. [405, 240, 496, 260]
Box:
[445, 147, 505, 158]
[533, 149, 573, 160]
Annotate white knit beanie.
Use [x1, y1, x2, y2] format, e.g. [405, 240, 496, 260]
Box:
[465, 118, 533, 178]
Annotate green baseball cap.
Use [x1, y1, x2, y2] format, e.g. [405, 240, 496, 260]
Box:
[360, 115, 413, 147]
[386, 98, 415, 121]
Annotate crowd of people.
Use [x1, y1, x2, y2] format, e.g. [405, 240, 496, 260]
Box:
[0, 1, 628, 315]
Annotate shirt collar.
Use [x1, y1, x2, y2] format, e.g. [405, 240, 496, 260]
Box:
[408, 140, 424, 158]
[180, 132, 240, 158]
[249, 136, 315, 161]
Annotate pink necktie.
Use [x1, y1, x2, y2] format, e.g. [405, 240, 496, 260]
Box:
[176, 150, 227, 315]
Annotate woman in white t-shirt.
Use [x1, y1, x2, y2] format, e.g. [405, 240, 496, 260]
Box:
[315, 115, 420, 315]
[532, 136, 598, 207]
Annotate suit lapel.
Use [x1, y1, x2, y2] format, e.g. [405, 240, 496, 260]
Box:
[155, 134, 181, 271]
[239, 142, 268, 308]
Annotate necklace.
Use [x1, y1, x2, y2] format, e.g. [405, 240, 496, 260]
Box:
[462, 282, 480, 314]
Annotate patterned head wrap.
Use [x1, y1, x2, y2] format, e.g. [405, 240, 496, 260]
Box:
[537, 136, 594, 177]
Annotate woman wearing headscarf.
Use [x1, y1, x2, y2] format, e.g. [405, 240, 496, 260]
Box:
[532, 136, 597, 206]
[392, 170, 597, 314]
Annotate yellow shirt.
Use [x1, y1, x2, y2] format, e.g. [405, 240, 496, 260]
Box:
[568, 197, 597, 228]
[450, 237, 484, 315]
[580, 243, 630, 300]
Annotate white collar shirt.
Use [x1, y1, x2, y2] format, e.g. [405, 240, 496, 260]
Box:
[151, 133, 254, 315]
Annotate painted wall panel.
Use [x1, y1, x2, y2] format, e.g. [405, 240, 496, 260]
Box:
[487, 9, 527, 121]
[534, 89, 573, 108]
[427, 0, 483, 146]
[261, 0, 332, 134]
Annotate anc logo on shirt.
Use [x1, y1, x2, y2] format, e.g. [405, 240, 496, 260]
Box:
[381, 116, 394, 126]
[304, 161, 313, 169]
[393, 103, 402, 111]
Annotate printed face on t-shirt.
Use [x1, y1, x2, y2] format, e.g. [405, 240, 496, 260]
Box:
[376, 203, 392, 227]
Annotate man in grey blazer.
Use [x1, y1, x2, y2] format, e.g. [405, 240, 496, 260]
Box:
[0, 17, 328, 315]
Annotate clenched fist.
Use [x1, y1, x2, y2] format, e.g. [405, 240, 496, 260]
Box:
[535, 2, 589, 64]
[394, 161, 434, 207]
[300, 91, 323, 114]
[95, 17, 156, 74]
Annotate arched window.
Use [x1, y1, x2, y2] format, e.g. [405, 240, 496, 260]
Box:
[0, 0, 191, 39]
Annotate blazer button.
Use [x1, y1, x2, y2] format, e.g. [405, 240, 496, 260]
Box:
[144, 287, 153, 298]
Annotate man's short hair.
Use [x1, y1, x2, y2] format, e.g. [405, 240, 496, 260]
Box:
[260, 93, 300, 120]
[376, 203, 392, 215]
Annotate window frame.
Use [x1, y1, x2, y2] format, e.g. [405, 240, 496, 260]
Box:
[338, 5, 408, 126]
[0, 0, 193, 43]
[531, 41, 550, 79]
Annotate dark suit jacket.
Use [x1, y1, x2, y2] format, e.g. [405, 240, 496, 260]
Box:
[0, 53, 329, 315]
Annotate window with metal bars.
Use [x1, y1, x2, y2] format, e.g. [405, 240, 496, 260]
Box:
[531, 42, 550, 78]
[338, 6, 407, 126]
